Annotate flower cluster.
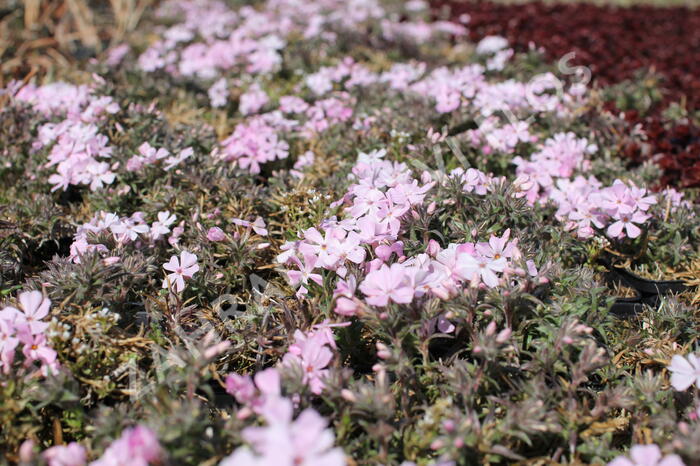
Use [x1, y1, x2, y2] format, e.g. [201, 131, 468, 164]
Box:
[552, 178, 656, 239]
[513, 132, 596, 202]
[0, 291, 58, 375]
[11, 81, 119, 192]
[41, 425, 162, 466]
[126, 142, 193, 172]
[608, 444, 684, 466]
[216, 117, 289, 174]
[220, 397, 345, 466]
[282, 325, 337, 394]
[92, 425, 163, 466]
[69, 211, 182, 263]
[280, 148, 541, 321]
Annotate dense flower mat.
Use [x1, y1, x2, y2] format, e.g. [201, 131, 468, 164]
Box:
[1, 0, 700, 464]
[431, 0, 700, 188]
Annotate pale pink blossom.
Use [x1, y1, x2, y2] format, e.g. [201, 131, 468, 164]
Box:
[359, 263, 414, 307]
[607, 444, 684, 466]
[220, 398, 345, 466]
[207, 227, 227, 242]
[92, 425, 162, 466]
[283, 329, 333, 394]
[16, 290, 51, 335]
[162, 251, 199, 293]
[668, 353, 700, 391]
[42, 442, 87, 466]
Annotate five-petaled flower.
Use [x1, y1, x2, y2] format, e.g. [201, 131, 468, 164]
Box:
[667, 353, 700, 391]
[162, 251, 199, 293]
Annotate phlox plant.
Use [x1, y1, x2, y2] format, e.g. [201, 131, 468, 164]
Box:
[0, 0, 699, 465]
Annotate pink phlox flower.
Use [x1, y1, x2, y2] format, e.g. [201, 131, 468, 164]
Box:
[138, 141, 170, 163]
[526, 260, 539, 278]
[375, 201, 409, 237]
[606, 210, 649, 239]
[162, 251, 199, 293]
[435, 244, 464, 282]
[14, 290, 51, 335]
[150, 211, 176, 241]
[283, 330, 334, 394]
[455, 249, 506, 288]
[420, 263, 452, 300]
[451, 168, 491, 195]
[427, 126, 447, 143]
[232, 217, 268, 236]
[208, 78, 228, 108]
[207, 227, 227, 242]
[251, 217, 268, 236]
[629, 185, 657, 211]
[85, 162, 116, 191]
[168, 223, 185, 246]
[279, 95, 309, 114]
[226, 367, 281, 415]
[19, 332, 57, 367]
[348, 186, 387, 218]
[286, 254, 323, 288]
[600, 180, 636, 217]
[0, 319, 19, 374]
[333, 276, 360, 316]
[163, 147, 194, 171]
[110, 219, 149, 243]
[436, 314, 456, 334]
[335, 231, 366, 262]
[277, 240, 302, 264]
[221, 398, 345, 466]
[239, 83, 269, 115]
[475, 229, 519, 261]
[226, 373, 257, 405]
[42, 442, 87, 466]
[386, 179, 435, 208]
[359, 263, 414, 307]
[668, 353, 700, 391]
[92, 425, 162, 466]
[302, 227, 343, 268]
[568, 202, 606, 234]
[310, 319, 348, 351]
[607, 444, 684, 466]
[375, 241, 404, 262]
[376, 161, 412, 188]
[219, 118, 289, 174]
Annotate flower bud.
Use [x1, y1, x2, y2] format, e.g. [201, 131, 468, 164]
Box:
[207, 227, 226, 242]
[341, 389, 356, 402]
[442, 420, 455, 432]
[430, 440, 444, 450]
[19, 440, 35, 462]
[485, 321, 497, 336]
[376, 342, 391, 360]
[427, 239, 441, 257]
[496, 328, 512, 343]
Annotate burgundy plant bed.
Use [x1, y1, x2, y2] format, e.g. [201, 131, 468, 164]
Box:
[624, 118, 700, 188]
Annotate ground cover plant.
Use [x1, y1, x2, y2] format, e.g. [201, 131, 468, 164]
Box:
[1, 0, 700, 464]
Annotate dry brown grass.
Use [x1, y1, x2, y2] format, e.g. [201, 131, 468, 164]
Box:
[1, 0, 154, 85]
